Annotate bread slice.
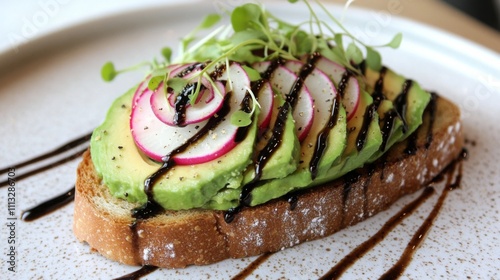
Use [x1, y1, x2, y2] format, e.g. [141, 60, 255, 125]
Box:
[73, 94, 463, 268]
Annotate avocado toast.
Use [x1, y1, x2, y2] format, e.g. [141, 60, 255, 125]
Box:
[73, 1, 464, 269]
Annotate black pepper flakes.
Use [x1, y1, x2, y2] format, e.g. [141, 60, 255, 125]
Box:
[118, 146, 123, 149]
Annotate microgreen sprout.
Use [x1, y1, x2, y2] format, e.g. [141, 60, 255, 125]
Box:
[230, 86, 260, 127]
[101, 61, 153, 82]
[101, 0, 403, 116]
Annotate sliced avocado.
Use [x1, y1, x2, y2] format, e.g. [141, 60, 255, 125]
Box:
[314, 88, 383, 185]
[242, 93, 300, 183]
[203, 88, 301, 210]
[92, 65, 429, 211]
[247, 104, 347, 206]
[91, 87, 258, 210]
[364, 67, 431, 160]
[203, 187, 240, 210]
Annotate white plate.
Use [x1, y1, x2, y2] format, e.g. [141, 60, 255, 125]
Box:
[1, 1, 499, 279]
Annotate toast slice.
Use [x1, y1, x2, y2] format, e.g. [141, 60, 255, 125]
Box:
[73, 94, 463, 268]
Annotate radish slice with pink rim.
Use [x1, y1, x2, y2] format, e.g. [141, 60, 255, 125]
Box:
[132, 63, 189, 107]
[254, 81, 274, 132]
[132, 75, 152, 107]
[130, 62, 251, 165]
[253, 62, 315, 141]
[282, 59, 338, 145]
[150, 78, 226, 127]
[313, 56, 360, 121]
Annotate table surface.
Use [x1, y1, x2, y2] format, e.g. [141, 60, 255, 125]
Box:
[1, 0, 499, 54]
[0, 1, 498, 279]
[327, 0, 500, 53]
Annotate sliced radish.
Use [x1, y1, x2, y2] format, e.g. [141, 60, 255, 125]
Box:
[130, 62, 251, 165]
[150, 78, 226, 126]
[169, 62, 203, 78]
[131, 88, 207, 162]
[132, 63, 190, 107]
[313, 57, 360, 121]
[252, 61, 271, 73]
[253, 62, 314, 141]
[132, 75, 151, 107]
[254, 81, 274, 132]
[166, 84, 214, 107]
[283, 59, 338, 145]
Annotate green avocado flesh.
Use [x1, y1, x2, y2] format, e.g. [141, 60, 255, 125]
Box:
[313, 88, 382, 186]
[205, 93, 301, 210]
[91, 65, 430, 211]
[248, 105, 347, 206]
[365, 67, 431, 161]
[91, 88, 257, 210]
[243, 93, 300, 183]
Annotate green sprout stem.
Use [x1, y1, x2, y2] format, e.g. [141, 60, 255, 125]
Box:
[102, 0, 403, 108]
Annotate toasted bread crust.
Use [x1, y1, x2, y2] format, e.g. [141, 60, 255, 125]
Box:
[73, 95, 463, 268]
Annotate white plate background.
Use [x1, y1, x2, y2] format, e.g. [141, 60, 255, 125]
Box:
[0, 1, 499, 279]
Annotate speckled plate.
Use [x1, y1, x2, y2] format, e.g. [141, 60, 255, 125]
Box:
[1, 1, 499, 279]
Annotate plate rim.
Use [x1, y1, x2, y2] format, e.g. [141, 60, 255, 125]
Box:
[1, 0, 499, 75]
[1, 1, 498, 279]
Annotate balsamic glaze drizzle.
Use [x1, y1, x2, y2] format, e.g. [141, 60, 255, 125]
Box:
[319, 187, 436, 280]
[310, 94, 341, 179]
[230, 151, 465, 280]
[226, 53, 337, 222]
[261, 58, 284, 80]
[379, 158, 463, 280]
[21, 186, 75, 222]
[359, 66, 415, 153]
[0, 131, 91, 176]
[405, 92, 438, 155]
[176, 63, 205, 78]
[286, 193, 299, 211]
[379, 110, 398, 152]
[0, 132, 91, 220]
[0, 136, 90, 188]
[425, 92, 438, 149]
[9, 58, 463, 280]
[356, 67, 386, 152]
[341, 170, 361, 226]
[225, 88, 291, 223]
[287, 53, 321, 107]
[356, 103, 377, 152]
[112, 265, 159, 280]
[337, 70, 353, 98]
[394, 79, 413, 134]
[247, 102, 290, 193]
[133, 93, 234, 220]
[230, 253, 273, 280]
[171, 63, 207, 127]
[235, 90, 254, 143]
[374, 66, 388, 99]
[232, 85, 463, 280]
[404, 130, 419, 156]
[173, 83, 199, 127]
